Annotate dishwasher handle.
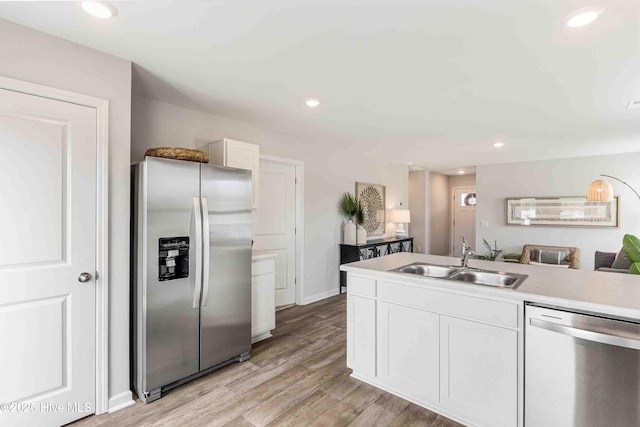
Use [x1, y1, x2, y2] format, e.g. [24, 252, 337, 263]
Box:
[530, 318, 640, 351]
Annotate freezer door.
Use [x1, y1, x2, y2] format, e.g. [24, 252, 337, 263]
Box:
[200, 164, 252, 370]
[142, 157, 201, 392]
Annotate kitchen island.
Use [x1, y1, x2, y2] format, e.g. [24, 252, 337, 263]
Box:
[340, 252, 640, 427]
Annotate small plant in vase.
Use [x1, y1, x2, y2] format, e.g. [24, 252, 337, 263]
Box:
[339, 193, 358, 244]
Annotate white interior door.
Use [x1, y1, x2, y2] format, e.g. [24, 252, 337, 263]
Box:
[253, 159, 296, 307]
[451, 187, 476, 256]
[0, 88, 97, 426]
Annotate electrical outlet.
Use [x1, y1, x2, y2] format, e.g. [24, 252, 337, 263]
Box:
[481, 221, 489, 228]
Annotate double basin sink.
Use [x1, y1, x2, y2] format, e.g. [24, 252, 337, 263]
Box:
[390, 262, 527, 289]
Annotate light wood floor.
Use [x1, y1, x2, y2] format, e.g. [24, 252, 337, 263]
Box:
[72, 294, 462, 427]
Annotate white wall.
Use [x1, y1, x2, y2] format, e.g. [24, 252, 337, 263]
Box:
[132, 96, 408, 302]
[0, 20, 132, 407]
[449, 173, 476, 190]
[476, 153, 640, 270]
[409, 170, 426, 253]
[428, 172, 450, 255]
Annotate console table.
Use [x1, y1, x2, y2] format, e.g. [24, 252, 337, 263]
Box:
[339, 237, 413, 294]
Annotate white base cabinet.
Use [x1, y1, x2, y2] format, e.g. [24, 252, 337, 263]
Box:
[377, 302, 439, 405]
[251, 253, 276, 343]
[440, 315, 518, 427]
[346, 294, 376, 377]
[346, 274, 522, 427]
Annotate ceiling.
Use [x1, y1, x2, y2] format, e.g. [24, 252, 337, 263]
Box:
[1, 0, 639, 171]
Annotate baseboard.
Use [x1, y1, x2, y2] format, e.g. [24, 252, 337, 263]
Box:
[108, 390, 135, 413]
[300, 288, 340, 305]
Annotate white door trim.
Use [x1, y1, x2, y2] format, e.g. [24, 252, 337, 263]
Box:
[450, 185, 476, 256]
[259, 154, 305, 306]
[0, 75, 110, 415]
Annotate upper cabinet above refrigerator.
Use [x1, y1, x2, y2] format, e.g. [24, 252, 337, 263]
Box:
[208, 139, 260, 210]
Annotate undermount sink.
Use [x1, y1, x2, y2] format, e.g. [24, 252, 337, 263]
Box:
[390, 263, 460, 278]
[390, 262, 527, 289]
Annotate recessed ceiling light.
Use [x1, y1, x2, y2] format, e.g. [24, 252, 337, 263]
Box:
[305, 99, 320, 108]
[567, 10, 601, 28]
[82, 1, 118, 19]
[458, 170, 465, 174]
[493, 142, 505, 148]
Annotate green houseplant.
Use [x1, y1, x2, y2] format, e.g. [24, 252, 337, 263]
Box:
[340, 192, 366, 244]
[475, 239, 503, 261]
[622, 234, 640, 275]
[474, 239, 520, 262]
[339, 192, 359, 220]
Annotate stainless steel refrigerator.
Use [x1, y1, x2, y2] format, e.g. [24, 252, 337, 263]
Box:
[131, 156, 252, 403]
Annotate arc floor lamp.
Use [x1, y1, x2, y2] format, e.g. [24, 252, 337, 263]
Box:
[587, 174, 640, 202]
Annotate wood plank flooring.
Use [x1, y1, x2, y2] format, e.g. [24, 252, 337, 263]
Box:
[72, 294, 463, 427]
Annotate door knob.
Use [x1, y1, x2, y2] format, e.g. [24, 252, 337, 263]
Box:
[78, 272, 92, 283]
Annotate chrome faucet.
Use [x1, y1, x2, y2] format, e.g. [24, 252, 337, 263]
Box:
[460, 236, 475, 268]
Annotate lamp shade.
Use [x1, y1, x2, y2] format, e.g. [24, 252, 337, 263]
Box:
[587, 179, 614, 202]
[391, 209, 411, 223]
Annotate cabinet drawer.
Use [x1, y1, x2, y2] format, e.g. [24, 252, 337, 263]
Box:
[348, 275, 376, 298]
[378, 280, 518, 329]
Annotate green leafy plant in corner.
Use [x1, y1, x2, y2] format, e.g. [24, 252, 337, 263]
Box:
[623, 234, 640, 275]
[474, 238, 503, 261]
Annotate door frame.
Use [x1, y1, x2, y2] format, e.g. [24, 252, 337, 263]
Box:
[450, 186, 476, 256]
[259, 154, 305, 306]
[0, 75, 110, 415]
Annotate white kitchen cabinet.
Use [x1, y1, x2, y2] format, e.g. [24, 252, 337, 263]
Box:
[346, 272, 522, 426]
[251, 253, 276, 343]
[346, 294, 376, 377]
[208, 139, 260, 210]
[439, 315, 518, 427]
[377, 301, 439, 404]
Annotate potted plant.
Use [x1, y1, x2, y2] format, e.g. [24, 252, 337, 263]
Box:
[339, 192, 358, 244]
[474, 239, 503, 261]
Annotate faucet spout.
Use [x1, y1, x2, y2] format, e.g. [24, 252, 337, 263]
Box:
[460, 236, 474, 268]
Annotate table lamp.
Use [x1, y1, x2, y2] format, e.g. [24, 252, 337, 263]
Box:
[392, 209, 410, 238]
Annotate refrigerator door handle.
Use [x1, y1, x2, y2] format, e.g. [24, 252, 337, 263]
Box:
[201, 196, 211, 307]
[192, 196, 203, 309]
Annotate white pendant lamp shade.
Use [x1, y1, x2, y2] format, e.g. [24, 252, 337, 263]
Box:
[587, 179, 613, 202]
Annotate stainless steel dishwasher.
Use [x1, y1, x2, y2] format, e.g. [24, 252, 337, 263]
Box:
[526, 304, 640, 427]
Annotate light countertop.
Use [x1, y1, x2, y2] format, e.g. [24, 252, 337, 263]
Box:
[252, 250, 278, 261]
[340, 253, 640, 319]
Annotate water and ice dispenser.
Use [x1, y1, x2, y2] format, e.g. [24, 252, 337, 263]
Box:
[158, 237, 189, 281]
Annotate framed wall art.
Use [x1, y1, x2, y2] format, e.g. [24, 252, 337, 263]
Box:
[356, 182, 386, 236]
[505, 196, 619, 228]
